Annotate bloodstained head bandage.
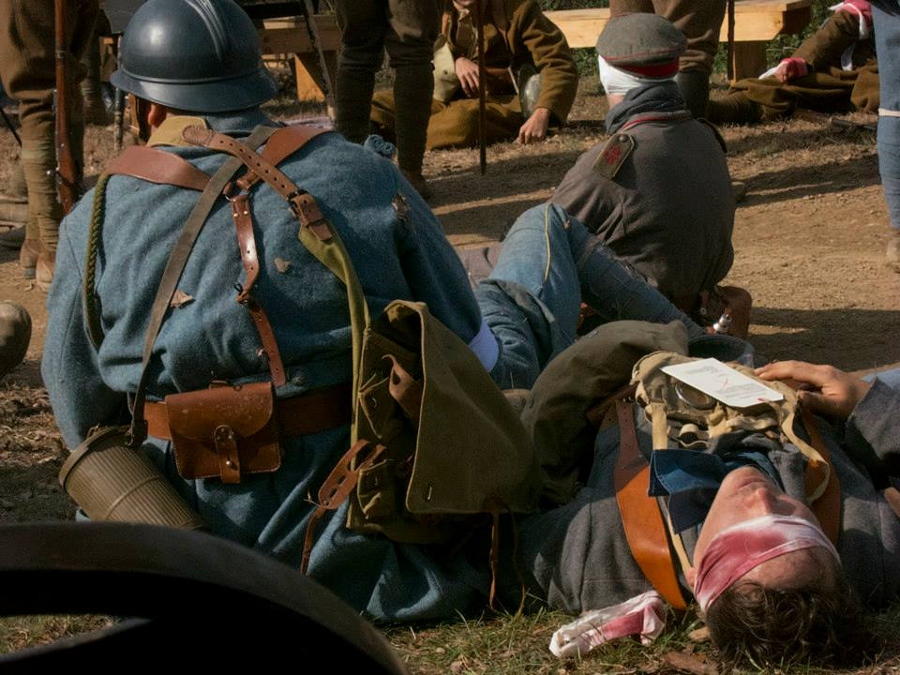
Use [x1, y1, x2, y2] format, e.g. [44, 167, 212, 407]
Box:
[693, 514, 841, 613]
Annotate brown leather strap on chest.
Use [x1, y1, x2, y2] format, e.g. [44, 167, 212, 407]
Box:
[613, 391, 689, 610]
[230, 192, 287, 387]
[184, 124, 333, 241]
[801, 407, 842, 545]
[104, 145, 213, 190]
[178, 124, 332, 386]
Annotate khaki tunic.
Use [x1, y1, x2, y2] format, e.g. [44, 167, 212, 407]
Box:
[370, 0, 578, 150]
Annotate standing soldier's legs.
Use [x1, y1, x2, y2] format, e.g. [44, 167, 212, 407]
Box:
[871, 1, 900, 269]
[334, 0, 386, 144]
[609, 0, 655, 16]
[658, 0, 727, 119]
[82, 18, 110, 126]
[0, 0, 97, 288]
[384, 0, 442, 198]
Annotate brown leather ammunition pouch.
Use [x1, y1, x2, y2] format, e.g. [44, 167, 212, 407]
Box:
[159, 382, 281, 484]
[144, 382, 353, 484]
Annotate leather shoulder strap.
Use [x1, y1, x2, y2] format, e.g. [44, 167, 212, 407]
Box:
[801, 407, 842, 545]
[104, 145, 211, 191]
[614, 395, 689, 610]
[257, 124, 332, 168]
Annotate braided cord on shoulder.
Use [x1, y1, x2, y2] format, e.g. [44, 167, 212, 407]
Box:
[84, 173, 111, 350]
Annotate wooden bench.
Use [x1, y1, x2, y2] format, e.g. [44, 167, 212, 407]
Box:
[545, 0, 813, 81]
[258, 0, 813, 103]
[257, 14, 341, 104]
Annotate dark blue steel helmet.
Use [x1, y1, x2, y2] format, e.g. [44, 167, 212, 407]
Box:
[110, 0, 278, 113]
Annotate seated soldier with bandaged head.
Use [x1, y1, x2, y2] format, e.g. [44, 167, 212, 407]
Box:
[551, 13, 746, 337]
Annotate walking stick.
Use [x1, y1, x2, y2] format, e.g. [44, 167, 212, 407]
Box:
[727, 0, 735, 82]
[474, 0, 487, 175]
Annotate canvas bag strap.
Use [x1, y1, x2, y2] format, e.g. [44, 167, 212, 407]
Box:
[614, 391, 689, 610]
[126, 124, 279, 446]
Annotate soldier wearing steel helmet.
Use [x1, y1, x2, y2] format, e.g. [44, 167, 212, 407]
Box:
[42, 0, 709, 624]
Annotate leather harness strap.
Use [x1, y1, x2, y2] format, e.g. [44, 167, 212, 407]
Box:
[104, 145, 213, 190]
[614, 394, 690, 610]
[230, 192, 287, 387]
[800, 407, 842, 545]
[183, 124, 334, 242]
[185, 124, 334, 387]
[143, 382, 352, 441]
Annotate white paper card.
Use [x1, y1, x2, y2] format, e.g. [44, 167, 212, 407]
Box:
[661, 358, 784, 408]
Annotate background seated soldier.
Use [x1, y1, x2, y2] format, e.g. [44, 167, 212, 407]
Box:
[369, 0, 579, 150]
[707, 0, 878, 125]
[551, 14, 741, 335]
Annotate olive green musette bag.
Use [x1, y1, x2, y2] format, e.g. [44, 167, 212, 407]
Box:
[299, 202, 542, 564]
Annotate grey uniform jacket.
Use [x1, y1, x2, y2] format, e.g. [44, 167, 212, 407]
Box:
[551, 81, 735, 304]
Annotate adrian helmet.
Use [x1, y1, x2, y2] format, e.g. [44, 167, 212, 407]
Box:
[110, 0, 278, 113]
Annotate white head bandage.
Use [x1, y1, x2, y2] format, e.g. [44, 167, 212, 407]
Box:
[597, 56, 652, 97]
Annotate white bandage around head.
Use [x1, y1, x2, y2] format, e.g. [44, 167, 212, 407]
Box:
[597, 55, 651, 97]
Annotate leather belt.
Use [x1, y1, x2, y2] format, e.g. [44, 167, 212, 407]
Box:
[143, 383, 352, 441]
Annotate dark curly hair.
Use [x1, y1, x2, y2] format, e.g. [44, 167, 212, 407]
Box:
[705, 579, 883, 668]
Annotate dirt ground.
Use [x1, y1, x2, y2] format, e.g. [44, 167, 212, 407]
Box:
[0, 74, 898, 663]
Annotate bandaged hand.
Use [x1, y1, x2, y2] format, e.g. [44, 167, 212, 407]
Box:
[455, 56, 481, 97]
[838, 0, 873, 30]
[755, 360, 871, 420]
[774, 57, 808, 83]
[517, 107, 550, 144]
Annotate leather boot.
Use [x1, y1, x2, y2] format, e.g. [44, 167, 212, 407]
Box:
[0, 202, 27, 228]
[0, 162, 28, 237]
[19, 239, 40, 279]
[401, 169, 432, 201]
[36, 247, 55, 293]
[675, 70, 711, 120]
[0, 162, 27, 204]
[393, 63, 434, 200]
[0, 301, 31, 381]
[0, 224, 26, 250]
[334, 61, 377, 144]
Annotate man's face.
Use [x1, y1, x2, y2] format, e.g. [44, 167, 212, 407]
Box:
[686, 467, 839, 590]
